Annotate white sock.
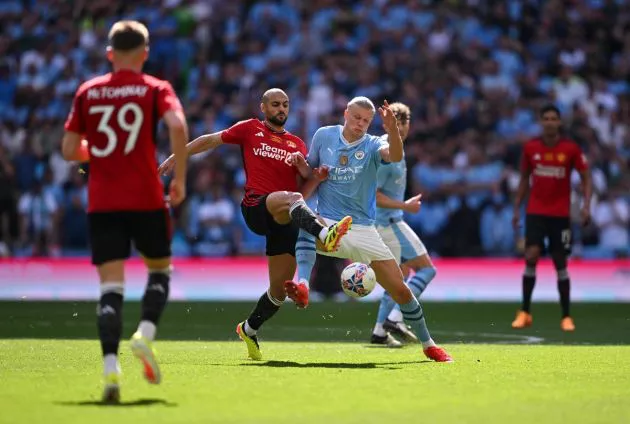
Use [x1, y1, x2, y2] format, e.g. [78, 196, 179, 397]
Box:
[104, 354, 120, 376]
[421, 338, 437, 349]
[137, 320, 156, 341]
[298, 277, 309, 288]
[388, 308, 403, 322]
[318, 227, 329, 243]
[373, 323, 386, 337]
[244, 320, 257, 336]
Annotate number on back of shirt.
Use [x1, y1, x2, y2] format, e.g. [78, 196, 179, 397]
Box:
[88, 103, 144, 157]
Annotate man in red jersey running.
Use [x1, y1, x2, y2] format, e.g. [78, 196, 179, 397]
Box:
[61, 20, 189, 402]
[158, 88, 351, 360]
[512, 105, 592, 332]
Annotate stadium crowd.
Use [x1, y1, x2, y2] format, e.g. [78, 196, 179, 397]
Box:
[0, 0, 628, 259]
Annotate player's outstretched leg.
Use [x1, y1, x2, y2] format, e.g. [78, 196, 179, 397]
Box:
[131, 262, 171, 384]
[96, 262, 125, 403]
[372, 259, 452, 362]
[285, 230, 316, 308]
[238, 253, 294, 360]
[384, 263, 436, 343]
[287, 199, 352, 252]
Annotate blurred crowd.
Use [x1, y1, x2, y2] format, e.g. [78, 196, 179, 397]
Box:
[0, 0, 629, 259]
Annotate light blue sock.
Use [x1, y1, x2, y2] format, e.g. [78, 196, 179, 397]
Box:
[296, 230, 316, 285]
[376, 291, 397, 325]
[399, 297, 432, 343]
[387, 266, 437, 321]
[406, 266, 436, 298]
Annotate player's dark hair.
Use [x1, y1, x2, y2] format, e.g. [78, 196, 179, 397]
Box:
[108, 20, 149, 52]
[539, 104, 561, 119]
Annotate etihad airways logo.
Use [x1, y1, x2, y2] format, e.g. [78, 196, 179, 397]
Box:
[253, 143, 292, 165]
[327, 165, 364, 182]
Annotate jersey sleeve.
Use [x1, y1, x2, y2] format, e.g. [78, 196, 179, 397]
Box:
[307, 128, 324, 168]
[573, 144, 588, 172]
[64, 86, 86, 134]
[519, 144, 531, 172]
[156, 81, 183, 117]
[220, 120, 252, 145]
[373, 135, 390, 167]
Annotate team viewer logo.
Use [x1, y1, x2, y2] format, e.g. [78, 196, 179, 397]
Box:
[339, 155, 348, 165]
[354, 151, 365, 160]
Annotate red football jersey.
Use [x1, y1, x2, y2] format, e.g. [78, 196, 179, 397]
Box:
[65, 70, 183, 212]
[521, 137, 588, 217]
[221, 119, 307, 205]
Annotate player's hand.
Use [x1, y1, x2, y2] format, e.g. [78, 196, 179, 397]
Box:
[404, 194, 422, 213]
[378, 100, 398, 134]
[169, 178, 186, 207]
[288, 152, 307, 167]
[312, 166, 329, 182]
[158, 154, 176, 176]
[512, 208, 521, 229]
[580, 206, 591, 227]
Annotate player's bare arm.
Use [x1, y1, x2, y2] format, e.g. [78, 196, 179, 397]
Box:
[61, 131, 88, 162]
[299, 167, 328, 200]
[376, 190, 422, 213]
[378, 100, 403, 163]
[158, 131, 223, 175]
[512, 164, 531, 228]
[288, 152, 312, 179]
[578, 169, 593, 225]
[163, 109, 189, 206]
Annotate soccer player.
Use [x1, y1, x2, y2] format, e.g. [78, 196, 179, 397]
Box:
[158, 88, 352, 360]
[303, 96, 452, 362]
[512, 105, 592, 332]
[61, 21, 189, 402]
[370, 102, 435, 347]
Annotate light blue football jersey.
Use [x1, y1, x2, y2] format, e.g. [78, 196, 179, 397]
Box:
[375, 152, 407, 226]
[307, 125, 388, 225]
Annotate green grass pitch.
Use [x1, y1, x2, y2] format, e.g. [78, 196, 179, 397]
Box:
[0, 301, 628, 424]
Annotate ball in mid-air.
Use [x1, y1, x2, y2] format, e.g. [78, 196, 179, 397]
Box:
[340, 262, 376, 298]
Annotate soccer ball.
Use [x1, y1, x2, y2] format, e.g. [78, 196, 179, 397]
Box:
[340, 262, 377, 298]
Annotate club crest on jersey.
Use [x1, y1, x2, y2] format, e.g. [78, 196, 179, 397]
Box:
[339, 155, 348, 165]
[354, 151, 365, 160]
[286, 140, 296, 148]
[557, 153, 566, 163]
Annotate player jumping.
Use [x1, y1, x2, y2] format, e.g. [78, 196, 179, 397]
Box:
[299, 96, 452, 362]
[370, 102, 435, 347]
[158, 89, 352, 360]
[62, 21, 189, 402]
[512, 105, 592, 332]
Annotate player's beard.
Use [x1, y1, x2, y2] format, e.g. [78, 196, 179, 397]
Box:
[268, 113, 287, 127]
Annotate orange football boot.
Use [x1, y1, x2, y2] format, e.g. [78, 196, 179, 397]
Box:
[561, 316, 575, 332]
[511, 310, 533, 329]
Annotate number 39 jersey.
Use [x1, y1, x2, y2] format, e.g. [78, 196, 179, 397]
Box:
[64, 69, 183, 212]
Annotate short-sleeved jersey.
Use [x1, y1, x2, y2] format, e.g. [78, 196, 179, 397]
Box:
[375, 150, 407, 226]
[221, 119, 307, 206]
[64, 69, 182, 213]
[307, 125, 389, 225]
[521, 137, 588, 217]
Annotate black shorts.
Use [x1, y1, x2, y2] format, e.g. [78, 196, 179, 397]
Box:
[241, 195, 297, 256]
[88, 209, 172, 265]
[525, 214, 572, 255]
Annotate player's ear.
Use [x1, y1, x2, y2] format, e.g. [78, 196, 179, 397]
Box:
[143, 46, 149, 62]
[260, 102, 265, 114]
[106, 46, 114, 63]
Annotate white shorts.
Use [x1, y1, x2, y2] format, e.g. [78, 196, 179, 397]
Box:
[317, 217, 395, 264]
[376, 219, 427, 264]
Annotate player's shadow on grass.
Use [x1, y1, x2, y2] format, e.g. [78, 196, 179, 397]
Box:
[56, 398, 177, 407]
[242, 360, 431, 369]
